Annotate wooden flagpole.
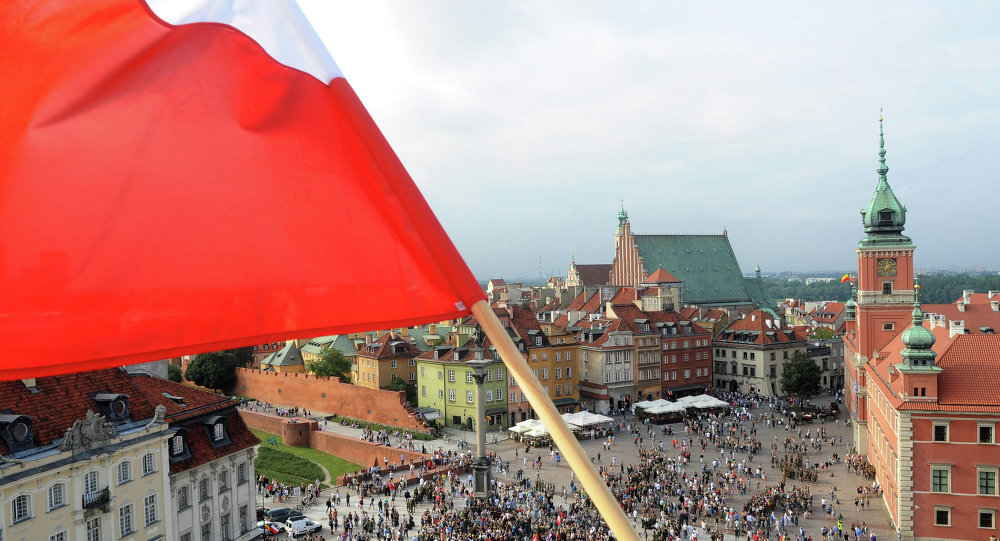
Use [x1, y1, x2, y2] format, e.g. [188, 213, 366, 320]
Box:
[472, 300, 639, 541]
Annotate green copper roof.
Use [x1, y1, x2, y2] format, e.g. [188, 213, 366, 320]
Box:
[261, 343, 304, 366]
[617, 205, 628, 233]
[901, 288, 936, 365]
[860, 117, 911, 248]
[634, 234, 754, 306]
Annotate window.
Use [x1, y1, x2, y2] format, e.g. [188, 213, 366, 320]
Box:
[565, 353, 571, 361]
[117, 461, 132, 485]
[532, 370, 538, 379]
[980, 424, 995, 444]
[199, 478, 210, 501]
[409, 371, 416, 381]
[934, 507, 950, 526]
[438, 390, 444, 399]
[882, 322, 894, 331]
[421, 385, 426, 397]
[770, 352, 775, 361]
[437, 371, 442, 380]
[50, 532, 67, 541]
[496, 368, 503, 381]
[421, 367, 426, 378]
[979, 468, 997, 495]
[683, 370, 690, 379]
[48, 483, 66, 510]
[466, 391, 474, 403]
[980, 509, 996, 529]
[180, 534, 191, 541]
[390, 360, 397, 368]
[12, 494, 30, 523]
[221, 513, 231, 541]
[237, 463, 247, 484]
[496, 388, 502, 401]
[555, 384, 562, 396]
[933, 423, 949, 442]
[201, 522, 211, 541]
[931, 466, 950, 493]
[239, 505, 249, 534]
[566, 367, 572, 378]
[119, 503, 134, 535]
[448, 389, 456, 401]
[531, 354, 538, 362]
[883, 282, 892, 295]
[448, 369, 455, 382]
[466, 372, 473, 383]
[542, 353, 548, 361]
[85, 471, 99, 495]
[87, 517, 101, 541]
[142, 453, 156, 476]
[486, 390, 493, 402]
[144, 494, 157, 526]
[170, 435, 185, 456]
[408, 359, 415, 366]
[177, 486, 190, 510]
[555, 368, 562, 379]
[542, 369, 549, 379]
[219, 469, 229, 492]
[555, 353, 561, 362]
[770, 365, 777, 378]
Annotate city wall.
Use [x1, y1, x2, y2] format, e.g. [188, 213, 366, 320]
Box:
[233, 368, 427, 432]
[239, 410, 436, 484]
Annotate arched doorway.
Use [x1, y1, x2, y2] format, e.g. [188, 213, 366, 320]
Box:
[729, 380, 739, 393]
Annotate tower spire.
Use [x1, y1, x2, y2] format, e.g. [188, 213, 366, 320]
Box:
[878, 109, 888, 180]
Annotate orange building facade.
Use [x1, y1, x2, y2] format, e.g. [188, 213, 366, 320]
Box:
[844, 121, 1000, 540]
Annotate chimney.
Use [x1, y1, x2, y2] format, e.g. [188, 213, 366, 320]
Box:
[433, 348, 439, 359]
[957, 302, 966, 312]
[751, 314, 756, 322]
[989, 291, 1000, 299]
[21, 378, 36, 389]
[964, 290, 974, 304]
[992, 301, 999, 312]
[950, 320, 966, 338]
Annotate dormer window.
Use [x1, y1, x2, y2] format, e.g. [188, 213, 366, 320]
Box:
[168, 430, 192, 463]
[535, 337, 542, 346]
[91, 393, 131, 423]
[878, 209, 894, 225]
[0, 414, 34, 454]
[203, 416, 231, 448]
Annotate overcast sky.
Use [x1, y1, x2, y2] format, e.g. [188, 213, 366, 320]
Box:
[299, 1, 999, 281]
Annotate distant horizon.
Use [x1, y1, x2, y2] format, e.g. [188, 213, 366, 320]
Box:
[476, 266, 1000, 285]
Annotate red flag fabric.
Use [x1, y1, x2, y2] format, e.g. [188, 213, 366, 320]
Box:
[0, 0, 485, 378]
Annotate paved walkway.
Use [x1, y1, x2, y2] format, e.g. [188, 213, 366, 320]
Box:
[254, 394, 895, 540]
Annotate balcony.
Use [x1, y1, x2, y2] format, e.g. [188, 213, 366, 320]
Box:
[83, 487, 110, 510]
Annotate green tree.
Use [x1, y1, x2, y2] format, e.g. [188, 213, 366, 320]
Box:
[228, 346, 254, 367]
[779, 351, 821, 400]
[306, 347, 352, 382]
[809, 327, 837, 340]
[167, 363, 183, 382]
[184, 350, 240, 392]
[389, 378, 417, 404]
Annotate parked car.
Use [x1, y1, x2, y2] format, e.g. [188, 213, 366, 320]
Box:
[265, 507, 303, 524]
[256, 520, 286, 535]
[285, 518, 322, 537]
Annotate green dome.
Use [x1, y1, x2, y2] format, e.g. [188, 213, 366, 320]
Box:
[859, 119, 912, 247]
[901, 302, 936, 365]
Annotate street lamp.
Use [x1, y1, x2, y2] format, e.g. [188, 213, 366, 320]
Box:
[467, 358, 492, 499]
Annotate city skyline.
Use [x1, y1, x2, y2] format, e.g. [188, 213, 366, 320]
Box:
[300, 1, 1000, 279]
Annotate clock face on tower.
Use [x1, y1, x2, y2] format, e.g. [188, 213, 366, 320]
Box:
[877, 258, 897, 277]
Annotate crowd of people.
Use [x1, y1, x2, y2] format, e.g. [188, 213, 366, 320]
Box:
[261, 389, 887, 541]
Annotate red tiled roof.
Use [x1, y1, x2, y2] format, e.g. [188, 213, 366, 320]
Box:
[357, 332, 421, 360]
[715, 310, 804, 345]
[609, 287, 638, 305]
[922, 297, 1000, 334]
[644, 268, 681, 283]
[0, 368, 156, 454]
[679, 307, 698, 320]
[0, 369, 258, 467]
[936, 334, 1000, 407]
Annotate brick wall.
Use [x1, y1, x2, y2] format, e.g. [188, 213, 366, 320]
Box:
[234, 368, 427, 432]
[239, 410, 435, 484]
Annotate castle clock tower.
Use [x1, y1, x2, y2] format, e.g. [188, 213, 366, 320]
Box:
[845, 117, 916, 453]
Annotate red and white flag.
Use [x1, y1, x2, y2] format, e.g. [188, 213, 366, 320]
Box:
[0, 0, 485, 378]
